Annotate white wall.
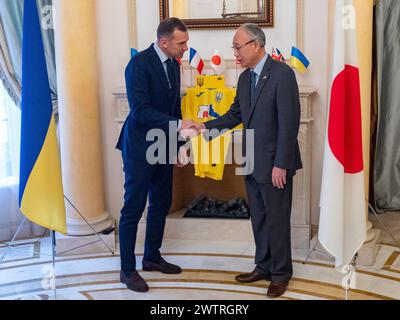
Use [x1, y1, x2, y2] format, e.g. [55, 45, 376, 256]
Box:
[302, 0, 329, 227]
[96, 0, 330, 228]
[136, 0, 296, 64]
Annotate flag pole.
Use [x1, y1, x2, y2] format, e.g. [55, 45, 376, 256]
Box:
[344, 254, 357, 300]
[51, 230, 57, 300]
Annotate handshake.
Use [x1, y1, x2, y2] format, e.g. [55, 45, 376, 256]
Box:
[178, 120, 206, 140]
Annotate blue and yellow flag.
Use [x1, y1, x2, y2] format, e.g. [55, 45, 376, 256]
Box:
[19, 0, 67, 234]
[130, 48, 138, 58]
[291, 46, 310, 74]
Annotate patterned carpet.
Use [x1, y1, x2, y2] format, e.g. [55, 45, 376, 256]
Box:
[0, 238, 399, 300]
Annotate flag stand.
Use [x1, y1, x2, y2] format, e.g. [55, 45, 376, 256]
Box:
[303, 200, 400, 300]
[59, 195, 115, 256]
[367, 203, 400, 248]
[0, 196, 115, 299]
[303, 201, 400, 265]
[302, 235, 333, 265]
[343, 255, 357, 301]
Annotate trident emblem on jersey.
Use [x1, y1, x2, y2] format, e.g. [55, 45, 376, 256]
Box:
[215, 92, 224, 104]
[197, 77, 204, 88]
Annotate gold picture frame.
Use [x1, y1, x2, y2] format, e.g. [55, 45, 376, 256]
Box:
[159, 0, 274, 29]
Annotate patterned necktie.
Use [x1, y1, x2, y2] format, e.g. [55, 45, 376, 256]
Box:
[166, 58, 176, 90]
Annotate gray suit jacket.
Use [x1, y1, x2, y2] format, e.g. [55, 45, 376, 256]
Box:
[205, 54, 302, 184]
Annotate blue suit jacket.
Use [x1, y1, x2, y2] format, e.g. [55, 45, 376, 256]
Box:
[116, 45, 182, 160]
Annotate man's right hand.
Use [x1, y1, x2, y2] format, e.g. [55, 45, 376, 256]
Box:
[179, 120, 205, 139]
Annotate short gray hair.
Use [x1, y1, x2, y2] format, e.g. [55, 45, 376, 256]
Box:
[239, 23, 266, 47]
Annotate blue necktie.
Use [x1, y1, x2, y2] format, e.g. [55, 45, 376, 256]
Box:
[250, 71, 257, 104]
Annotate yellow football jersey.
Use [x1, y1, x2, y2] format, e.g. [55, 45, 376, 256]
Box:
[181, 87, 242, 180]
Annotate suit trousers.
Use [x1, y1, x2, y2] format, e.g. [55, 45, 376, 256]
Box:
[119, 156, 173, 274]
[245, 175, 293, 282]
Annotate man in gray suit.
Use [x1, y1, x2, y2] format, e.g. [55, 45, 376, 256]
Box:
[188, 24, 302, 298]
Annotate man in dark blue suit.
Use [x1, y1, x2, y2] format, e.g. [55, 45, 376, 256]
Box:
[116, 18, 191, 293]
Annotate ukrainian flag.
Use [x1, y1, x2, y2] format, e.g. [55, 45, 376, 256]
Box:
[130, 48, 138, 58]
[19, 0, 67, 234]
[291, 46, 310, 74]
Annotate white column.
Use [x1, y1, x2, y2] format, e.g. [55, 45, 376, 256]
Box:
[54, 0, 113, 235]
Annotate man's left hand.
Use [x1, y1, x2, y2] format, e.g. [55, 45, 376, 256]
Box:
[176, 146, 190, 168]
[179, 120, 204, 139]
[272, 167, 287, 189]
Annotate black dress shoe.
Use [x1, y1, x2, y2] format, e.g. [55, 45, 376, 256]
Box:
[142, 257, 182, 274]
[267, 281, 289, 298]
[120, 271, 149, 293]
[235, 269, 271, 283]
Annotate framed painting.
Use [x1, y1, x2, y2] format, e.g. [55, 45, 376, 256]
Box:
[159, 0, 274, 29]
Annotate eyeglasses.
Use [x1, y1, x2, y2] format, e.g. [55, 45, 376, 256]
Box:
[231, 40, 256, 52]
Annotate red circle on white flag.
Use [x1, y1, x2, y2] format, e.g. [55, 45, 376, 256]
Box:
[328, 65, 363, 174]
[212, 56, 221, 66]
